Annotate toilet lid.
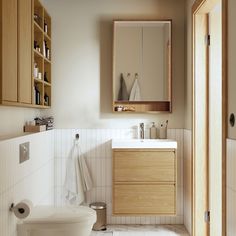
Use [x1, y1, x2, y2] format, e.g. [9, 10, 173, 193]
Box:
[23, 206, 96, 224]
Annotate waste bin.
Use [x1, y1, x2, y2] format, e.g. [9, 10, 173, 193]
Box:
[89, 202, 107, 231]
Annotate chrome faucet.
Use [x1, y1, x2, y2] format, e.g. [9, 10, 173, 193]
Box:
[139, 123, 144, 139]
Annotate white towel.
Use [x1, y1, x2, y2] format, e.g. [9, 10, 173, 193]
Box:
[129, 78, 141, 101]
[64, 141, 93, 205]
[77, 144, 93, 192]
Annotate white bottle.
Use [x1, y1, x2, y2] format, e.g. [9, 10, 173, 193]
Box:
[33, 63, 38, 78]
[150, 122, 157, 139]
[43, 41, 46, 57]
[159, 123, 167, 139]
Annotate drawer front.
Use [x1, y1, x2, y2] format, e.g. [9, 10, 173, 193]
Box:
[114, 151, 175, 182]
[113, 184, 176, 215]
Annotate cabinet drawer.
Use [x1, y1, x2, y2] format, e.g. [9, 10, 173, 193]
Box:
[113, 151, 175, 182]
[113, 184, 176, 215]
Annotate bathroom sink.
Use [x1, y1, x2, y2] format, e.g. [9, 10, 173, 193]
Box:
[112, 139, 177, 149]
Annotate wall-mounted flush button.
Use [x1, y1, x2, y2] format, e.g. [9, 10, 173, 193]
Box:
[19, 142, 30, 164]
[230, 113, 235, 127]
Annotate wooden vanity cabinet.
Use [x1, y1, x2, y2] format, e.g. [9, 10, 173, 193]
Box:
[113, 149, 177, 215]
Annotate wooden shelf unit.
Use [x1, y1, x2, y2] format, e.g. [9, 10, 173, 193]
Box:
[32, 0, 52, 108]
[113, 101, 171, 113]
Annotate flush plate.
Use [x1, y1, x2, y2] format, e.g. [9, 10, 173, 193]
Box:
[19, 142, 30, 164]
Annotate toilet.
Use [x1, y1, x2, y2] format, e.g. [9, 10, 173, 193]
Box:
[17, 206, 96, 236]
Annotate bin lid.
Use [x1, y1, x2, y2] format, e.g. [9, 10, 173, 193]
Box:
[89, 202, 106, 210]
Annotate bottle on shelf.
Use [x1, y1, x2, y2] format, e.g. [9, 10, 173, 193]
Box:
[35, 85, 41, 105]
[36, 45, 41, 53]
[43, 40, 50, 60]
[38, 72, 42, 80]
[44, 20, 48, 34]
[46, 47, 50, 60]
[44, 72, 49, 83]
[34, 63, 39, 78]
[34, 40, 37, 50]
[44, 93, 49, 106]
[33, 86, 36, 104]
[43, 41, 46, 57]
[34, 40, 41, 53]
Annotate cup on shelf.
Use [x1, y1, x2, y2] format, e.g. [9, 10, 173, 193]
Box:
[34, 66, 38, 78]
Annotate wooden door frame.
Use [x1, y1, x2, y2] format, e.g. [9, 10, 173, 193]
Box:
[191, 0, 228, 235]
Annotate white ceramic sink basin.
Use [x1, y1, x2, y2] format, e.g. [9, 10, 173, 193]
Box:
[112, 139, 177, 149]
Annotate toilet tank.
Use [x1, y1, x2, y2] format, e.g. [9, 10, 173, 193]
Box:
[17, 206, 96, 236]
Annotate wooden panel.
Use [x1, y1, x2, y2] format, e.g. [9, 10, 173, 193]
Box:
[114, 150, 175, 182]
[113, 184, 175, 215]
[18, 0, 32, 103]
[1, 0, 17, 102]
[193, 12, 209, 236]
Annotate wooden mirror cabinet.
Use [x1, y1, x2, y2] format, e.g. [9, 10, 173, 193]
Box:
[113, 20, 172, 113]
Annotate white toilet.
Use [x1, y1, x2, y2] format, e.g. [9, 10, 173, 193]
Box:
[17, 206, 96, 236]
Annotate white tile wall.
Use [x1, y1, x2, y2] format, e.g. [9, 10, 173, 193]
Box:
[54, 128, 184, 224]
[0, 128, 189, 236]
[0, 131, 54, 236]
[183, 130, 192, 234]
[227, 138, 236, 236]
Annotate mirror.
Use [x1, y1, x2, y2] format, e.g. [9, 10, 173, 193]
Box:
[113, 20, 172, 113]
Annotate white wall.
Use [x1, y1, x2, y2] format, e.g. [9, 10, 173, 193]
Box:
[0, 106, 41, 138]
[185, 0, 194, 130]
[0, 131, 54, 236]
[40, 0, 186, 129]
[228, 0, 236, 139]
[227, 139, 236, 236]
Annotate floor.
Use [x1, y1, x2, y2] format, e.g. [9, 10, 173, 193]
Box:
[90, 225, 190, 236]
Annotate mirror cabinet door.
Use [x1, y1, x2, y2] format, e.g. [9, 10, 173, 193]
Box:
[113, 20, 172, 113]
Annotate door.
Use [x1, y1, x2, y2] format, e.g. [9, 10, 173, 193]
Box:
[192, 0, 227, 235]
[1, 0, 18, 102]
[208, 4, 224, 235]
[18, 0, 32, 104]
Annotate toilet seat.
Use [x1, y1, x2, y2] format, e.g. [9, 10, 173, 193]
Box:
[22, 206, 96, 224]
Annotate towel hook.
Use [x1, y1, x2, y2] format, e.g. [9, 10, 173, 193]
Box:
[75, 133, 80, 140]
